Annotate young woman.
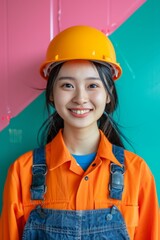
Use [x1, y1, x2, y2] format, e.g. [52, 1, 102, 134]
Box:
[0, 25, 159, 239]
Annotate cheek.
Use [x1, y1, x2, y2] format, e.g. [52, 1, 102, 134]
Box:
[54, 95, 63, 109]
[53, 91, 61, 108]
[93, 91, 107, 106]
[53, 91, 70, 110]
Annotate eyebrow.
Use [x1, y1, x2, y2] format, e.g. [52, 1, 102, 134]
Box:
[57, 76, 101, 81]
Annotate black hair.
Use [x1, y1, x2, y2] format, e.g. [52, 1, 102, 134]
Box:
[38, 61, 127, 148]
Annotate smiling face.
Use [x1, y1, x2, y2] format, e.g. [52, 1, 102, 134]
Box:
[52, 60, 110, 131]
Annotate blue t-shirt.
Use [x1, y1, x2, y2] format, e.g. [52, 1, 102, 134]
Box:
[72, 152, 96, 171]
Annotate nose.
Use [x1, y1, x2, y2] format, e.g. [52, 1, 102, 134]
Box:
[72, 87, 88, 105]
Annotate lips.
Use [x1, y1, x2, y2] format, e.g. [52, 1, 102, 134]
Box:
[71, 109, 90, 115]
[68, 108, 92, 117]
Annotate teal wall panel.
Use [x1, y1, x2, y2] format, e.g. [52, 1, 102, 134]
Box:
[111, 0, 160, 203]
[0, 0, 159, 212]
[0, 92, 47, 211]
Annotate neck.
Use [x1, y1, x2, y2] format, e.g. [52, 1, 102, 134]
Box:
[62, 125, 100, 155]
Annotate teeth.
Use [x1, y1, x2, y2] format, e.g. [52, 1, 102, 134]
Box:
[71, 110, 90, 115]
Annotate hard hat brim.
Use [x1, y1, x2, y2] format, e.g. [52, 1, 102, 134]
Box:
[40, 59, 122, 81]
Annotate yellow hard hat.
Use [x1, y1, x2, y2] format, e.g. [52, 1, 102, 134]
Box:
[40, 25, 122, 80]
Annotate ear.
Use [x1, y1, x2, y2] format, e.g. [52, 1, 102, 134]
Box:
[49, 94, 55, 107]
[49, 93, 54, 102]
[106, 94, 111, 104]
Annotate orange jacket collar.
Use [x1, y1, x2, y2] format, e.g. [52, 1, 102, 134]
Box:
[47, 129, 122, 171]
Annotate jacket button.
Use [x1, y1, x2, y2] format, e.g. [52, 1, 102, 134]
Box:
[84, 176, 89, 181]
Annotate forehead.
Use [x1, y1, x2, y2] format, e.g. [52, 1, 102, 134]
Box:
[57, 60, 100, 78]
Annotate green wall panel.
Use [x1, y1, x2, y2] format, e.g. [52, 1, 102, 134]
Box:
[0, 0, 160, 212]
[111, 0, 160, 203]
[0, 92, 47, 211]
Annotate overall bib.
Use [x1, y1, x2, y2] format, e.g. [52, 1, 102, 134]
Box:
[22, 145, 130, 240]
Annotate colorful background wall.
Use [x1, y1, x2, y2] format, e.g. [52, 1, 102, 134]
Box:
[0, 0, 160, 212]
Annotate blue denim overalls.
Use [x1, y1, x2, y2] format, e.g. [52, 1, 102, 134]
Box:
[22, 145, 130, 239]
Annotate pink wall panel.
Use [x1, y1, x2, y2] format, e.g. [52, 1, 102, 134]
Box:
[0, 0, 50, 130]
[0, 0, 146, 131]
[53, 0, 146, 35]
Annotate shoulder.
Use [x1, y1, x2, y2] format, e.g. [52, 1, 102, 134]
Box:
[124, 149, 154, 181]
[124, 149, 144, 164]
[3, 150, 35, 198]
[124, 149, 147, 167]
[8, 150, 33, 178]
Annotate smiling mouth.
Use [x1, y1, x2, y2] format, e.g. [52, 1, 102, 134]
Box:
[70, 109, 91, 115]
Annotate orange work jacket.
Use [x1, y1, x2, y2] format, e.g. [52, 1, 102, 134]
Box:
[0, 130, 159, 239]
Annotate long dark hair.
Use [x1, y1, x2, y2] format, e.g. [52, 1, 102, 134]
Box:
[38, 61, 127, 147]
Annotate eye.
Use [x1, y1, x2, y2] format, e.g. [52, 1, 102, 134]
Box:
[88, 83, 99, 88]
[62, 83, 74, 89]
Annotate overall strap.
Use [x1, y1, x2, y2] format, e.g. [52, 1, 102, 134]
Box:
[109, 145, 125, 200]
[30, 147, 47, 200]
